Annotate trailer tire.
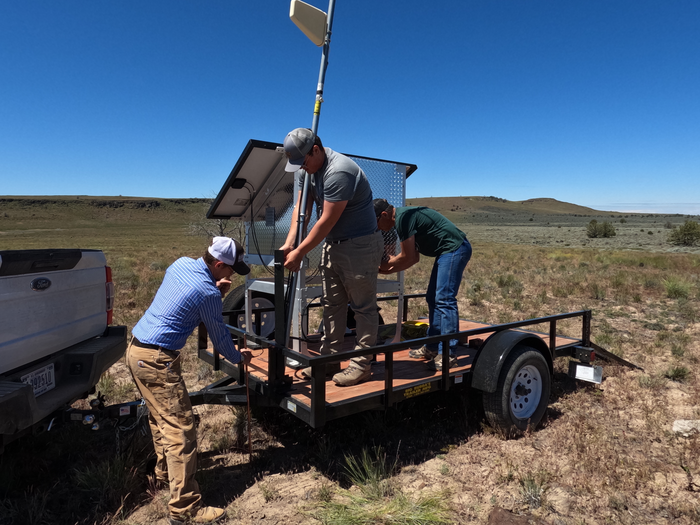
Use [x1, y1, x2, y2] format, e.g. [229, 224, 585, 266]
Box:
[222, 285, 276, 339]
[222, 285, 245, 316]
[223, 285, 384, 341]
[483, 345, 551, 435]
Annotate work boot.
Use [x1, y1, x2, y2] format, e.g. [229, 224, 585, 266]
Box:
[427, 355, 457, 371]
[300, 362, 341, 380]
[408, 345, 437, 360]
[332, 364, 370, 386]
[169, 506, 225, 524]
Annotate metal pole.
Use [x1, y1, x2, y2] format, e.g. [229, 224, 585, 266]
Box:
[285, 0, 337, 344]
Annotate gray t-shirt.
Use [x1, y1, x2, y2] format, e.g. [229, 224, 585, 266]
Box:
[296, 148, 376, 241]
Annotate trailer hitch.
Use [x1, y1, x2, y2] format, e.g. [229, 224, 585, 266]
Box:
[189, 375, 251, 407]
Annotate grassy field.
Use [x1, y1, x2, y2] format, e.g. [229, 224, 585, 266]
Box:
[1, 196, 699, 525]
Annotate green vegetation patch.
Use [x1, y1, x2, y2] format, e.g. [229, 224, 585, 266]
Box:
[587, 220, 617, 238]
[311, 488, 453, 525]
[668, 220, 700, 246]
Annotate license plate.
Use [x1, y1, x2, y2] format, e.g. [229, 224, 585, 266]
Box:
[21, 363, 56, 396]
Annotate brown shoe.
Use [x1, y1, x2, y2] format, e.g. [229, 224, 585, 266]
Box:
[170, 506, 225, 524]
[427, 355, 457, 371]
[407, 345, 437, 360]
[300, 362, 341, 380]
[332, 365, 370, 386]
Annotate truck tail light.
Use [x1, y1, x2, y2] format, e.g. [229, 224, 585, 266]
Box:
[105, 266, 115, 325]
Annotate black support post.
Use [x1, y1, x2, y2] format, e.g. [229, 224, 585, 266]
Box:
[384, 351, 393, 409]
[549, 320, 557, 357]
[582, 310, 592, 346]
[268, 250, 287, 388]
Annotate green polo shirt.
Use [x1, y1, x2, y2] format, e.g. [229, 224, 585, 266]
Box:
[394, 207, 466, 257]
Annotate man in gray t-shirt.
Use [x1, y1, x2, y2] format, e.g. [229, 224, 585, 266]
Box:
[280, 128, 383, 387]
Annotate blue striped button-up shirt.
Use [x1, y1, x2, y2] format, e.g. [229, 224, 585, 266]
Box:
[132, 257, 242, 363]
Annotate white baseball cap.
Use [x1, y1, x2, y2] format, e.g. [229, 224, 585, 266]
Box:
[208, 237, 250, 275]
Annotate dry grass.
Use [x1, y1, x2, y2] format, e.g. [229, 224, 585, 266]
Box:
[1, 197, 699, 524]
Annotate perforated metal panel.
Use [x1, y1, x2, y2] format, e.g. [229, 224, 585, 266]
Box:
[209, 141, 415, 268]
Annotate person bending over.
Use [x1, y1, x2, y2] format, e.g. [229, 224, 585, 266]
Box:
[127, 236, 252, 524]
[374, 199, 472, 370]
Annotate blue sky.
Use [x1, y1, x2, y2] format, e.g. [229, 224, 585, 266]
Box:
[1, 1, 699, 214]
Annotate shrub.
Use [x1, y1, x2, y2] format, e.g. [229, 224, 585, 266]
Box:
[587, 220, 616, 238]
[344, 446, 398, 498]
[663, 277, 691, 299]
[668, 220, 700, 246]
[664, 366, 690, 382]
[671, 344, 685, 357]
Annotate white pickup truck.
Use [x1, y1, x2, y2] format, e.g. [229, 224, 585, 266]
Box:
[0, 249, 127, 452]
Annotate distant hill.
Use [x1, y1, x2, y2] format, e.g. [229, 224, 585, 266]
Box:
[406, 196, 603, 219]
[0, 195, 617, 224]
[2, 195, 602, 212]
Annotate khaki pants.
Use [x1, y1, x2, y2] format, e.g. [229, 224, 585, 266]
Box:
[321, 231, 383, 368]
[126, 341, 201, 519]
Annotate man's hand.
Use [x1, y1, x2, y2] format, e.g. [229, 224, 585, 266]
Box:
[239, 350, 253, 366]
[217, 278, 232, 297]
[379, 260, 393, 274]
[284, 248, 304, 272]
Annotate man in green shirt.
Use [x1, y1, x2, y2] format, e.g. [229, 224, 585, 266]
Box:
[374, 199, 472, 370]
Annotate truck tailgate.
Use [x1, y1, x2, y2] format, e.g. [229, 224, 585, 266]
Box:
[0, 325, 128, 435]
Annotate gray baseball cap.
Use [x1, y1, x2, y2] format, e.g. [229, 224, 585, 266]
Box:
[283, 128, 315, 172]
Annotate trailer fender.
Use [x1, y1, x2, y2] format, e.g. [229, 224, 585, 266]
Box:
[470, 330, 552, 394]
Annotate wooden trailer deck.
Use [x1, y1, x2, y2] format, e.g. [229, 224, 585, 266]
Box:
[205, 319, 580, 411]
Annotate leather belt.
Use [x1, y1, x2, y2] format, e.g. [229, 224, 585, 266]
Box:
[132, 337, 178, 355]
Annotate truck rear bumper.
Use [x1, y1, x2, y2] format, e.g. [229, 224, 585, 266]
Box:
[0, 325, 128, 437]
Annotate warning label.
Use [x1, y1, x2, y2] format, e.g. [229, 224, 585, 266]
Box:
[403, 383, 432, 399]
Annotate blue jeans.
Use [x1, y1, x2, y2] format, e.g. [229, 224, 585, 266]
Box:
[425, 239, 472, 356]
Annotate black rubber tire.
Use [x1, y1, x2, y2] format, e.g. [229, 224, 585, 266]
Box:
[222, 285, 245, 316]
[222, 285, 276, 339]
[224, 285, 385, 340]
[483, 345, 551, 435]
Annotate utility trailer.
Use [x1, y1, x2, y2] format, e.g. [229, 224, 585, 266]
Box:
[189, 140, 636, 434]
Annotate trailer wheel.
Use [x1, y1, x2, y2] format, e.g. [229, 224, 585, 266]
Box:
[483, 345, 551, 434]
[222, 285, 276, 339]
[223, 285, 384, 340]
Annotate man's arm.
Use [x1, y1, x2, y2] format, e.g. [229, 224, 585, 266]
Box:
[379, 235, 420, 274]
[200, 295, 251, 365]
[284, 199, 348, 272]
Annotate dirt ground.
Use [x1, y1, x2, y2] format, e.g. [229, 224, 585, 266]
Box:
[3, 200, 698, 524]
[107, 210, 700, 524]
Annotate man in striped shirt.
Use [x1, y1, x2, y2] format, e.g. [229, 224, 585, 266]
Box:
[127, 237, 252, 525]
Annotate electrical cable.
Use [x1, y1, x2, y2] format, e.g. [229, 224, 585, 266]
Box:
[245, 183, 275, 277]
